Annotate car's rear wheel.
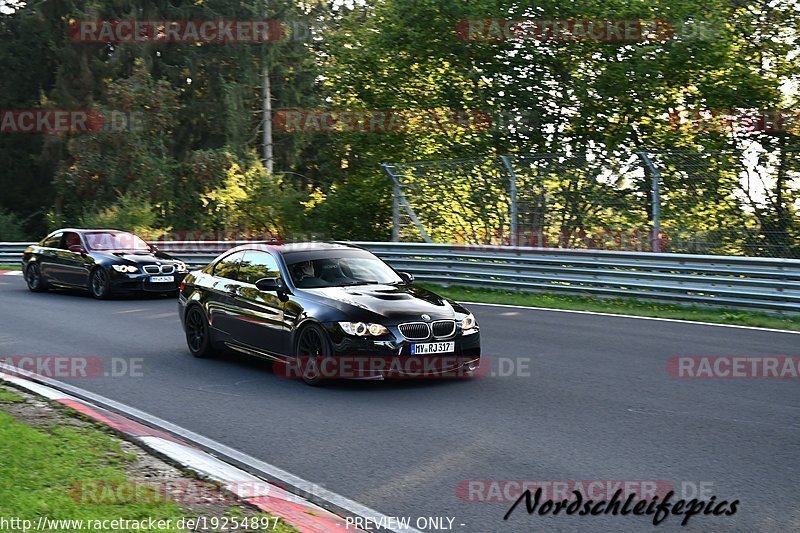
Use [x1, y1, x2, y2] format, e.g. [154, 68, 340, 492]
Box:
[295, 324, 333, 386]
[26, 263, 48, 292]
[90, 268, 111, 299]
[185, 306, 216, 358]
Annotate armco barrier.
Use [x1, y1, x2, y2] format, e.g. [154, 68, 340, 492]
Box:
[3, 241, 799, 312]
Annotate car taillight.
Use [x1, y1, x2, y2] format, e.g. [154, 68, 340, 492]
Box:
[179, 280, 186, 292]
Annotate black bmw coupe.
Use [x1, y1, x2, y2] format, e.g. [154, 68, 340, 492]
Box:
[179, 242, 481, 384]
[22, 228, 188, 298]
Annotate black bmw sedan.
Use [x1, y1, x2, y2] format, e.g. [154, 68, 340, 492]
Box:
[22, 228, 188, 298]
[179, 242, 481, 385]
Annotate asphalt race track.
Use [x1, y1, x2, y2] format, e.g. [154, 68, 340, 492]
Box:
[1, 275, 798, 532]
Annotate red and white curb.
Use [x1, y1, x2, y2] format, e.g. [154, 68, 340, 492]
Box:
[0, 270, 23, 276]
[0, 363, 414, 533]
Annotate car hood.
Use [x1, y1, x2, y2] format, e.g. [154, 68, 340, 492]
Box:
[96, 251, 179, 264]
[299, 284, 458, 322]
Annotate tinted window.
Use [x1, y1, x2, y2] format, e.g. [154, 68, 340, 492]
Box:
[286, 251, 402, 288]
[41, 233, 62, 248]
[214, 251, 245, 280]
[61, 232, 82, 250]
[239, 251, 281, 285]
[84, 231, 149, 251]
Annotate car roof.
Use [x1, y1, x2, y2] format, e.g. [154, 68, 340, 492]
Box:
[226, 241, 364, 255]
[52, 228, 129, 234]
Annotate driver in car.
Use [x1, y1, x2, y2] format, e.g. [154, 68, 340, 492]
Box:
[293, 260, 316, 282]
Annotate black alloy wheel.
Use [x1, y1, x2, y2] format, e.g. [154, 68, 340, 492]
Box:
[26, 263, 48, 292]
[295, 324, 333, 386]
[185, 306, 215, 358]
[90, 268, 111, 299]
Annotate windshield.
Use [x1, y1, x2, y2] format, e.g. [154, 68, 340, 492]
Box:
[84, 232, 151, 252]
[286, 254, 402, 288]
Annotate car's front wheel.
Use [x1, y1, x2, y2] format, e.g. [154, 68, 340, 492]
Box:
[295, 324, 333, 386]
[90, 268, 111, 299]
[26, 263, 48, 293]
[185, 306, 216, 358]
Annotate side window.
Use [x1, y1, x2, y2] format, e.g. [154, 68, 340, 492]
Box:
[238, 251, 281, 285]
[61, 232, 82, 251]
[41, 233, 62, 248]
[213, 251, 245, 280]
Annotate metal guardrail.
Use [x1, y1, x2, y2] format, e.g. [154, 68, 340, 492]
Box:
[0, 241, 240, 268]
[3, 241, 799, 312]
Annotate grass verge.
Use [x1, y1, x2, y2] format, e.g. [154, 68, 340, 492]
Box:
[0, 264, 21, 271]
[420, 283, 800, 332]
[0, 386, 297, 533]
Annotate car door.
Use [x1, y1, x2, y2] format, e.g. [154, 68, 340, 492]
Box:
[232, 251, 288, 357]
[54, 232, 91, 287]
[206, 250, 246, 337]
[37, 232, 62, 283]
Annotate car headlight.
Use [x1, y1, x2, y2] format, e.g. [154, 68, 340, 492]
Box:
[112, 264, 139, 274]
[175, 262, 187, 273]
[339, 322, 389, 336]
[461, 313, 477, 331]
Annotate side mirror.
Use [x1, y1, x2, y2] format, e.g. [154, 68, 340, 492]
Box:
[149, 244, 159, 253]
[255, 277, 284, 292]
[398, 271, 414, 285]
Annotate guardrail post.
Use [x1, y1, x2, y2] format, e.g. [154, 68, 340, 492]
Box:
[637, 151, 662, 253]
[499, 155, 518, 247]
[381, 162, 433, 243]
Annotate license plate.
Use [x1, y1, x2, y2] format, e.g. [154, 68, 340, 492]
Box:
[150, 275, 174, 283]
[411, 342, 455, 355]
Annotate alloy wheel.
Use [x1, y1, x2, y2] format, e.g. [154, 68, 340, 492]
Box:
[91, 269, 109, 299]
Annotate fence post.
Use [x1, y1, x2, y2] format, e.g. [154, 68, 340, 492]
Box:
[382, 162, 432, 243]
[637, 151, 662, 253]
[382, 163, 401, 242]
[499, 155, 518, 247]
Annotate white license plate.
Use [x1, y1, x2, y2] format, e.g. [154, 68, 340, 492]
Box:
[150, 275, 174, 283]
[411, 342, 455, 355]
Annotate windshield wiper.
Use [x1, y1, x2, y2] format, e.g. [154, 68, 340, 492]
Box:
[339, 280, 380, 286]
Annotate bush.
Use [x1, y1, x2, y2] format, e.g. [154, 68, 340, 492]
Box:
[81, 193, 168, 240]
[311, 173, 392, 241]
[0, 209, 26, 241]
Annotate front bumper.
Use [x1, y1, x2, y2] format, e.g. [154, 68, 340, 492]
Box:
[108, 271, 187, 293]
[310, 325, 481, 380]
